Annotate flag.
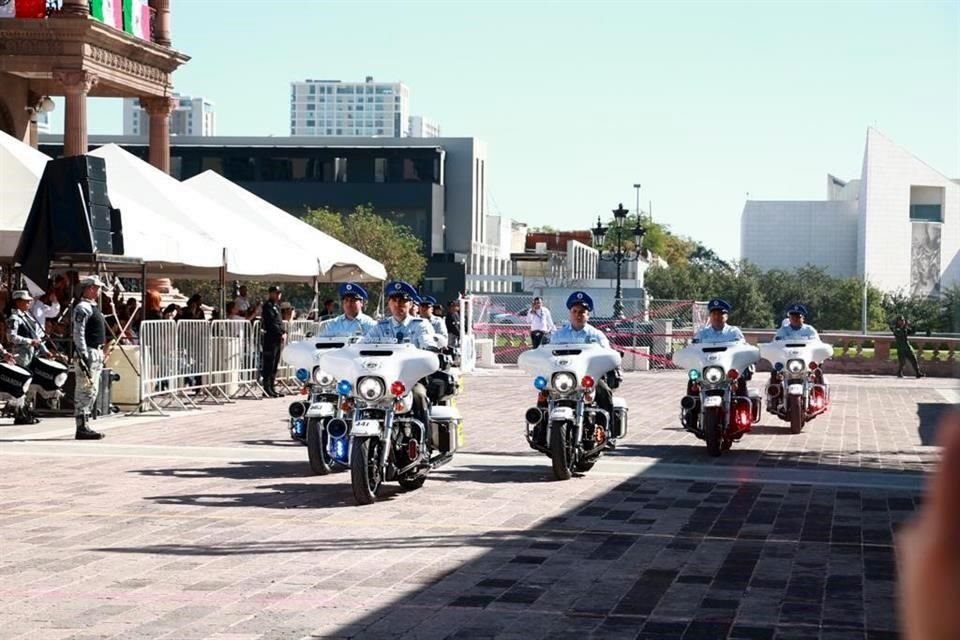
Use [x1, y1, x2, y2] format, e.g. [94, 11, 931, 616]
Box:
[0, 0, 47, 18]
[123, 0, 150, 40]
[91, 0, 122, 29]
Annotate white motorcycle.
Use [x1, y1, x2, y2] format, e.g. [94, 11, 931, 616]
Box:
[759, 337, 832, 433]
[318, 341, 462, 505]
[518, 343, 628, 480]
[282, 336, 360, 473]
[674, 340, 762, 456]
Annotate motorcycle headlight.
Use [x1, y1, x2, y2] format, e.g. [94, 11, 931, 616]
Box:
[552, 372, 576, 393]
[703, 366, 724, 384]
[313, 367, 335, 387]
[54, 372, 68, 387]
[357, 377, 385, 401]
[787, 359, 804, 374]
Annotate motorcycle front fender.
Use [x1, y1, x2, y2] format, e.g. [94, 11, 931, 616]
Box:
[306, 402, 337, 418]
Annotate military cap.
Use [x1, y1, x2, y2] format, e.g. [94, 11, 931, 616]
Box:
[268, 285, 282, 293]
[11, 290, 33, 301]
[420, 295, 438, 306]
[786, 303, 808, 316]
[385, 281, 419, 302]
[707, 299, 731, 313]
[566, 291, 594, 311]
[339, 282, 368, 301]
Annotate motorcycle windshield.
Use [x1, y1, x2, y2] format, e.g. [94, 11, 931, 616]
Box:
[674, 341, 760, 373]
[319, 343, 440, 390]
[518, 343, 621, 382]
[759, 339, 833, 366]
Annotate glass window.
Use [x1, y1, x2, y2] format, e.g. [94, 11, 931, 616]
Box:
[374, 158, 388, 182]
[309, 85, 316, 94]
[910, 205, 943, 222]
[335, 157, 348, 182]
[336, 128, 342, 135]
[306, 104, 315, 111]
[306, 119, 315, 127]
[337, 86, 354, 94]
[326, 128, 333, 135]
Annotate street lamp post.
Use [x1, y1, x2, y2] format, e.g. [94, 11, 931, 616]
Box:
[591, 202, 646, 319]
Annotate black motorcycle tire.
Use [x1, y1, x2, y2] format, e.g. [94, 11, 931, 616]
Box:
[550, 421, 575, 481]
[704, 409, 723, 457]
[350, 437, 383, 505]
[789, 396, 805, 434]
[306, 418, 333, 476]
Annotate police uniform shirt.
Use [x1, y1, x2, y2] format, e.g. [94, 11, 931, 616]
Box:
[428, 315, 448, 338]
[73, 299, 105, 354]
[551, 323, 610, 348]
[361, 315, 435, 349]
[775, 323, 820, 340]
[319, 312, 377, 338]
[695, 324, 746, 344]
[261, 300, 284, 340]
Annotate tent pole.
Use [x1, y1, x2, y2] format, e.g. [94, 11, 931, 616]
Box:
[220, 248, 227, 318]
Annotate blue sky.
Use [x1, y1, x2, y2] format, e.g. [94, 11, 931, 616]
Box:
[72, 0, 959, 261]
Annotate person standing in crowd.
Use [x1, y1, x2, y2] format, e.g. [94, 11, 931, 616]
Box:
[526, 296, 556, 348]
[445, 300, 461, 348]
[280, 301, 295, 322]
[260, 285, 286, 397]
[179, 294, 205, 321]
[418, 296, 448, 343]
[234, 285, 252, 317]
[29, 283, 60, 338]
[72, 276, 107, 440]
[892, 315, 925, 378]
[320, 299, 338, 321]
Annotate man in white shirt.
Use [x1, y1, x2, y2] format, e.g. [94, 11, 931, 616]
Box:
[527, 296, 556, 348]
[29, 285, 61, 338]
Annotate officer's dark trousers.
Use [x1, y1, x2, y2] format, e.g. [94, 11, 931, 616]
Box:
[530, 331, 545, 348]
[897, 348, 922, 377]
[261, 337, 282, 390]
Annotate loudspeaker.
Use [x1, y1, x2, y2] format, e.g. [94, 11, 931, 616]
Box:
[89, 204, 112, 230]
[109, 206, 123, 232]
[41, 155, 124, 255]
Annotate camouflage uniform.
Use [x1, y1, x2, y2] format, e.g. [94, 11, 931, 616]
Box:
[72, 298, 105, 419]
[7, 307, 49, 368]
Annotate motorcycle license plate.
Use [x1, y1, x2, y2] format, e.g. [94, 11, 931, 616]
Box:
[703, 396, 723, 407]
[351, 419, 381, 436]
[787, 384, 804, 395]
[306, 402, 335, 418]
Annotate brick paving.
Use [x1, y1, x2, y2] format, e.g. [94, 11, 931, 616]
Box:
[0, 370, 954, 639]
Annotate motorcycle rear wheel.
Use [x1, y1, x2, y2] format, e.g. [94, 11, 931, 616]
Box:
[789, 396, 805, 434]
[306, 419, 333, 476]
[550, 421, 575, 481]
[351, 437, 383, 505]
[704, 409, 723, 457]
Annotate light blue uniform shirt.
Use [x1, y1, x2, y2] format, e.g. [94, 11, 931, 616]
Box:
[361, 315, 436, 349]
[551, 323, 610, 348]
[426, 315, 448, 338]
[775, 323, 820, 341]
[319, 312, 377, 338]
[695, 324, 746, 344]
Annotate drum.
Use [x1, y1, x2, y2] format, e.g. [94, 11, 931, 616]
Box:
[30, 357, 69, 391]
[0, 362, 32, 399]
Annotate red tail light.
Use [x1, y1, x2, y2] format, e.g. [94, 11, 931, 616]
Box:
[340, 399, 354, 412]
[390, 381, 406, 397]
[407, 439, 420, 460]
[581, 375, 595, 389]
[809, 361, 818, 370]
[727, 369, 740, 381]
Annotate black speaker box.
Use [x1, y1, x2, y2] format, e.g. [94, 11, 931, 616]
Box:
[93, 229, 114, 254]
[89, 204, 112, 230]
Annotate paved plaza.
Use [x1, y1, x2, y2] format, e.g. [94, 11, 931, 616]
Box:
[0, 370, 955, 639]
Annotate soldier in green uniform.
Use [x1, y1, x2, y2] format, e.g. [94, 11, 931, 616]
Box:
[72, 276, 107, 439]
[892, 315, 925, 379]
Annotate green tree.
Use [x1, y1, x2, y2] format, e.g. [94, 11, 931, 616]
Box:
[302, 204, 427, 308]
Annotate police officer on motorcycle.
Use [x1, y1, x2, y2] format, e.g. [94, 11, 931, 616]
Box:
[773, 303, 824, 385]
[361, 281, 437, 426]
[7, 290, 52, 425]
[418, 295, 448, 344]
[550, 291, 619, 429]
[696, 299, 752, 394]
[318, 283, 377, 338]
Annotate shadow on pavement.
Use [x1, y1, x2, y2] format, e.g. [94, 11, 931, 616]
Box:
[917, 402, 953, 446]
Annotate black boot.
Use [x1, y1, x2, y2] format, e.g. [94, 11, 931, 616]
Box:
[264, 378, 278, 398]
[75, 415, 105, 440]
[13, 408, 39, 425]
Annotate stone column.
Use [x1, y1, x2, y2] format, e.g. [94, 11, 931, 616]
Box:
[148, 0, 171, 47]
[54, 70, 97, 157]
[60, 0, 89, 16]
[140, 96, 175, 174]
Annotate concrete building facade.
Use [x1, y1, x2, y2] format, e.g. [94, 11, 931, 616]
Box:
[123, 94, 215, 137]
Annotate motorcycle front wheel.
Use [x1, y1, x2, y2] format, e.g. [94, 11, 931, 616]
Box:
[704, 409, 723, 457]
[350, 437, 383, 505]
[789, 396, 805, 434]
[306, 418, 333, 476]
[550, 421, 576, 481]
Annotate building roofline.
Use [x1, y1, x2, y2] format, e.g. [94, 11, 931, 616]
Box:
[37, 134, 477, 149]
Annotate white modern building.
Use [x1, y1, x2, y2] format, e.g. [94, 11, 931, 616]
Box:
[123, 94, 215, 137]
[290, 77, 410, 137]
[408, 115, 440, 138]
[741, 128, 959, 296]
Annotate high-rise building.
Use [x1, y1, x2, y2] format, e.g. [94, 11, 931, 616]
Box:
[289, 77, 411, 137]
[408, 115, 440, 138]
[123, 94, 215, 137]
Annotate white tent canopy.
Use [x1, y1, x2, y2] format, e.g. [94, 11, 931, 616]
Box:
[0, 130, 50, 259]
[184, 170, 386, 283]
[92, 145, 320, 281]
